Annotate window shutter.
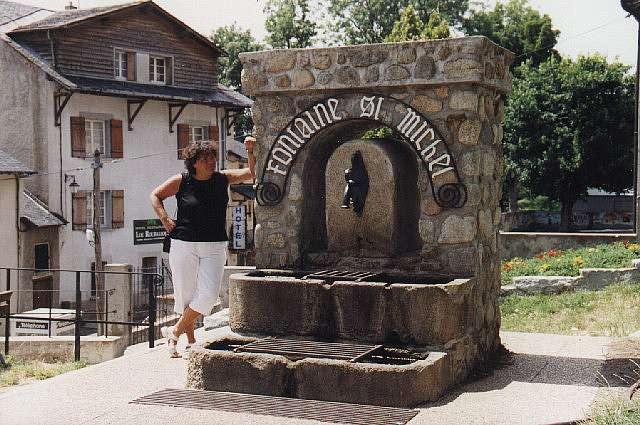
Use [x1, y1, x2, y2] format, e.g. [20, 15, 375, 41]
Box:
[110, 119, 123, 158]
[126, 52, 136, 81]
[111, 190, 124, 229]
[177, 123, 189, 160]
[208, 125, 219, 142]
[72, 191, 87, 230]
[165, 57, 173, 85]
[70, 116, 86, 158]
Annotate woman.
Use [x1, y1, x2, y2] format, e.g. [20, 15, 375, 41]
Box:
[150, 137, 256, 357]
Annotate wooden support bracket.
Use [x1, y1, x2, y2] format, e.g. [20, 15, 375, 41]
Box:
[168, 103, 188, 133]
[127, 99, 147, 131]
[54, 91, 73, 127]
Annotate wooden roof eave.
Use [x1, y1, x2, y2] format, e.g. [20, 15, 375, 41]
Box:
[622, 0, 640, 18]
[70, 86, 243, 109]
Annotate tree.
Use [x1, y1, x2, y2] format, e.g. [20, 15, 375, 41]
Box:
[462, 0, 559, 68]
[210, 24, 263, 90]
[326, 0, 467, 45]
[210, 25, 263, 136]
[385, 5, 450, 42]
[504, 55, 635, 230]
[264, 0, 317, 48]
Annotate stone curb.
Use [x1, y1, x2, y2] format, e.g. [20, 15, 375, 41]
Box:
[500, 258, 640, 296]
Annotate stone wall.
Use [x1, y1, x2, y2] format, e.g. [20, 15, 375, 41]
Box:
[240, 37, 513, 357]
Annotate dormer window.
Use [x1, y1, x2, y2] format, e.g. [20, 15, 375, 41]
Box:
[149, 56, 166, 84]
[114, 50, 135, 81]
[115, 51, 127, 79]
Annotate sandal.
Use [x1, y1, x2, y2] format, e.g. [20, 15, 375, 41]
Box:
[161, 326, 181, 358]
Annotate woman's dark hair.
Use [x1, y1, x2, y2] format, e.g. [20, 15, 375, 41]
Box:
[183, 140, 218, 175]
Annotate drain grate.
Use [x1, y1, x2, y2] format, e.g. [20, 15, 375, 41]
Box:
[302, 269, 382, 282]
[131, 388, 419, 425]
[235, 337, 383, 361]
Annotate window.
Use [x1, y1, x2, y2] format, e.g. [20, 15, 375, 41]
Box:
[85, 119, 105, 156]
[149, 56, 166, 84]
[189, 126, 205, 143]
[115, 51, 128, 79]
[86, 191, 107, 228]
[34, 243, 50, 271]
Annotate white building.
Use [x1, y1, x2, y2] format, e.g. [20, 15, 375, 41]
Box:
[0, 1, 252, 307]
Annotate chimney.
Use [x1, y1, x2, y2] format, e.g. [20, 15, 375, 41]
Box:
[65, 2, 77, 10]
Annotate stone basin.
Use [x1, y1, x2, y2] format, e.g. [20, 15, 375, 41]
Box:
[187, 335, 473, 407]
[228, 271, 476, 346]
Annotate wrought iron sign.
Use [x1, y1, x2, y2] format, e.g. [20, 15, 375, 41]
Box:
[255, 93, 467, 209]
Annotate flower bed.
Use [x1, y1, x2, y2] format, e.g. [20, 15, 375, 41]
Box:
[501, 242, 640, 285]
[500, 242, 640, 296]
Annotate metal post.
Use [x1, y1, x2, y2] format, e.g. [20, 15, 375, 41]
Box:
[74, 271, 81, 362]
[148, 275, 156, 348]
[105, 290, 109, 339]
[48, 290, 52, 338]
[4, 304, 8, 356]
[5, 269, 10, 356]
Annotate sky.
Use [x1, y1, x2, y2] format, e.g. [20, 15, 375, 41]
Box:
[14, 0, 640, 68]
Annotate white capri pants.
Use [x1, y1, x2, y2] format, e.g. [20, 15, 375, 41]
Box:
[168, 239, 228, 315]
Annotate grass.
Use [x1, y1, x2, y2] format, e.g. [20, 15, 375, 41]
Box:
[500, 283, 640, 337]
[0, 356, 87, 388]
[501, 242, 640, 285]
[581, 397, 640, 425]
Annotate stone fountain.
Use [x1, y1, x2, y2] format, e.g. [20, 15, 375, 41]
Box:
[187, 36, 513, 407]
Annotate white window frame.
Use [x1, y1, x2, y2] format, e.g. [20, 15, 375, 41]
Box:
[85, 119, 106, 157]
[149, 56, 166, 84]
[114, 51, 128, 80]
[86, 191, 109, 229]
[189, 126, 205, 143]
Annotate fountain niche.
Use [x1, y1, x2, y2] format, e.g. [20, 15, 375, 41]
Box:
[187, 37, 513, 407]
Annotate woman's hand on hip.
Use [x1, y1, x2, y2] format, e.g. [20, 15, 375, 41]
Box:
[161, 216, 176, 233]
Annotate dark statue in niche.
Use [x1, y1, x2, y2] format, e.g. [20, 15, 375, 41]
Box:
[340, 150, 369, 216]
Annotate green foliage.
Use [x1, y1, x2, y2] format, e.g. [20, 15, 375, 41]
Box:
[385, 6, 449, 42]
[500, 283, 640, 336]
[501, 242, 640, 284]
[210, 24, 263, 89]
[326, 0, 468, 45]
[516, 195, 560, 211]
[462, 0, 560, 68]
[504, 55, 635, 228]
[582, 397, 640, 425]
[362, 126, 394, 139]
[423, 11, 450, 40]
[264, 0, 317, 49]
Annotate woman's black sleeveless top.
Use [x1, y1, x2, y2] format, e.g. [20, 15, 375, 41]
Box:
[171, 171, 229, 242]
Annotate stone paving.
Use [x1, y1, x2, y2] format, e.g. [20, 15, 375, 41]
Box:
[0, 330, 624, 425]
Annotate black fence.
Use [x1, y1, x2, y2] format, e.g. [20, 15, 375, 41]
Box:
[1, 267, 161, 362]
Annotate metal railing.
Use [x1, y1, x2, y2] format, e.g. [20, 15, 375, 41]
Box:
[1, 267, 161, 362]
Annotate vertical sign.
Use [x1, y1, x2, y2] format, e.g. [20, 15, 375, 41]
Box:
[232, 205, 246, 250]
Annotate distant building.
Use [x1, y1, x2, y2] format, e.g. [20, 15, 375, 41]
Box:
[0, 150, 64, 315]
[0, 0, 252, 308]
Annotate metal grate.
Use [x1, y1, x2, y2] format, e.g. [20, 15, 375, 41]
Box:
[302, 269, 381, 282]
[235, 337, 383, 361]
[131, 389, 419, 425]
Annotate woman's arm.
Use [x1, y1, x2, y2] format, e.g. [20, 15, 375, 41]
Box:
[150, 174, 182, 233]
[222, 136, 257, 184]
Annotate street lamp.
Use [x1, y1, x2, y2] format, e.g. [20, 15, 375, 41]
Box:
[65, 174, 79, 194]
